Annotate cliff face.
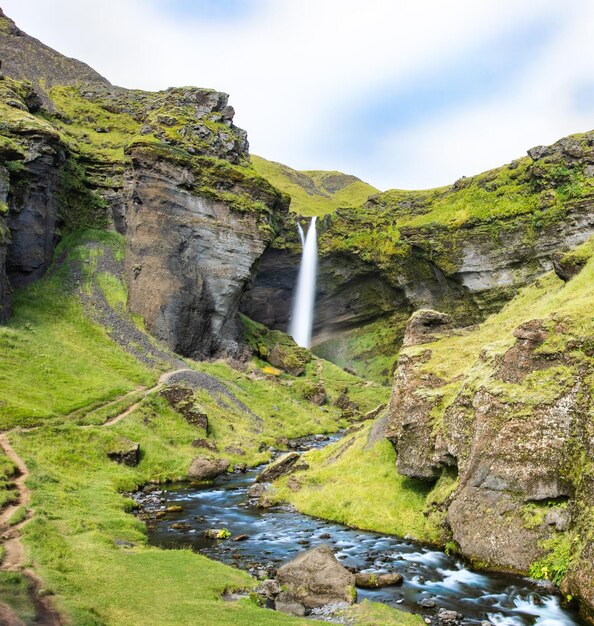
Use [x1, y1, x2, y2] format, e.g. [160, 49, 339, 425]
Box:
[0, 11, 288, 359]
[124, 145, 288, 358]
[245, 134, 594, 382]
[385, 237, 594, 620]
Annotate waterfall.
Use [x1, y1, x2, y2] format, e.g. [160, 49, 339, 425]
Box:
[289, 217, 318, 348]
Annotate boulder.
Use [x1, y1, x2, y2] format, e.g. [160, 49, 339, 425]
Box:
[436, 608, 463, 626]
[552, 250, 587, 282]
[267, 343, 311, 376]
[256, 452, 300, 483]
[160, 385, 208, 432]
[188, 456, 229, 481]
[403, 309, 451, 347]
[107, 437, 140, 467]
[246, 483, 265, 498]
[275, 544, 356, 609]
[354, 572, 403, 588]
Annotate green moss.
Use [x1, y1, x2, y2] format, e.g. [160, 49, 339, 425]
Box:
[530, 533, 578, 585]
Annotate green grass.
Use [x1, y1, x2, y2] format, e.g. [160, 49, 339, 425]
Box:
[0, 572, 36, 624]
[342, 600, 424, 626]
[7, 505, 27, 526]
[0, 264, 156, 429]
[272, 422, 433, 541]
[251, 155, 379, 216]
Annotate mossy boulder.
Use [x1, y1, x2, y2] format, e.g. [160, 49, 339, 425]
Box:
[188, 456, 230, 482]
[106, 437, 140, 467]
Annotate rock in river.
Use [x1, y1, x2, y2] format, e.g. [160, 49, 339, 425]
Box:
[276, 544, 356, 609]
[256, 452, 300, 483]
[188, 456, 230, 481]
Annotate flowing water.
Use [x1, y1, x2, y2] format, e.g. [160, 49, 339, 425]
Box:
[142, 434, 584, 626]
[289, 217, 318, 348]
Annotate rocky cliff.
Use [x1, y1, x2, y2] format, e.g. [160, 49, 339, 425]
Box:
[385, 236, 594, 621]
[0, 12, 288, 357]
[245, 134, 594, 382]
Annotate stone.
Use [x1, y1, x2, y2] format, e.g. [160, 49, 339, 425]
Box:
[275, 544, 356, 609]
[354, 572, 403, 588]
[191, 438, 217, 451]
[106, 437, 140, 467]
[231, 534, 249, 542]
[403, 309, 452, 347]
[256, 452, 300, 483]
[527, 145, 550, 160]
[246, 483, 265, 498]
[267, 343, 311, 376]
[274, 598, 305, 617]
[256, 578, 281, 599]
[159, 385, 208, 431]
[436, 608, 463, 626]
[418, 598, 436, 608]
[362, 403, 387, 421]
[188, 456, 230, 481]
[552, 250, 587, 282]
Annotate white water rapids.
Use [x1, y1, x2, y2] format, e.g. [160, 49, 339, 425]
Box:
[289, 217, 318, 348]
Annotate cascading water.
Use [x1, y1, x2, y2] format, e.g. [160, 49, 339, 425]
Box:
[289, 217, 318, 348]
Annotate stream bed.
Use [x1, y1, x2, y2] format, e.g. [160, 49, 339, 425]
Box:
[140, 435, 584, 626]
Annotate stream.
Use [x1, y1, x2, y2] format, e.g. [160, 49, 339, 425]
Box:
[139, 434, 585, 626]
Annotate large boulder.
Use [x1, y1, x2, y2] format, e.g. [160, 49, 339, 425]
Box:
[276, 545, 356, 609]
[188, 456, 229, 481]
[256, 452, 300, 483]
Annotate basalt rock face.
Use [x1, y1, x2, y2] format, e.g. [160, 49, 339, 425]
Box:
[5, 133, 65, 287]
[124, 144, 289, 358]
[386, 246, 594, 619]
[0, 79, 65, 318]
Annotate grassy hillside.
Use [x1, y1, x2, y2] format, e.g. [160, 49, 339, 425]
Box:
[0, 230, 416, 626]
[273, 236, 594, 560]
[251, 155, 379, 216]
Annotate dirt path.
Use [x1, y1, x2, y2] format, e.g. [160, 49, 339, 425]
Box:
[0, 435, 63, 625]
[0, 367, 197, 624]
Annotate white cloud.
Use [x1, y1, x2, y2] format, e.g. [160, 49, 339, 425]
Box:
[3, 0, 593, 190]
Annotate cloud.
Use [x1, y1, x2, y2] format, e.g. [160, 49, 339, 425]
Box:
[3, 0, 594, 190]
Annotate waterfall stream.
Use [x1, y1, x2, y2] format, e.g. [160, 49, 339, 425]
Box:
[289, 216, 318, 348]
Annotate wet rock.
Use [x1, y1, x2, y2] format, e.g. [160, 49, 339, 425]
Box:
[204, 528, 231, 539]
[231, 534, 249, 542]
[171, 522, 191, 530]
[107, 437, 140, 466]
[435, 608, 463, 626]
[166, 505, 183, 512]
[256, 452, 300, 483]
[276, 544, 356, 609]
[418, 598, 436, 609]
[246, 483, 265, 498]
[354, 571, 403, 588]
[188, 456, 230, 481]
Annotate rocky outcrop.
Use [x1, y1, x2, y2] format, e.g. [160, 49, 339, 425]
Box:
[124, 144, 289, 358]
[106, 437, 140, 467]
[386, 247, 594, 620]
[275, 545, 356, 609]
[0, 164, 11, 322]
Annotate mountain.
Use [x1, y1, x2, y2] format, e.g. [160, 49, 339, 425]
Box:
[0, 8, 593, 626]
[251, 155, 379, 215]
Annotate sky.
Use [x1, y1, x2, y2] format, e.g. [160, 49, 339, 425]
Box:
[3, 0, 594, 190]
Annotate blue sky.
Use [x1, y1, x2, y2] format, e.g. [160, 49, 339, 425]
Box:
[4, 0, 594, 190]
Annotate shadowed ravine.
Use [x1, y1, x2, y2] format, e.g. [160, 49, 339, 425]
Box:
[141, 435, 584, 626]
